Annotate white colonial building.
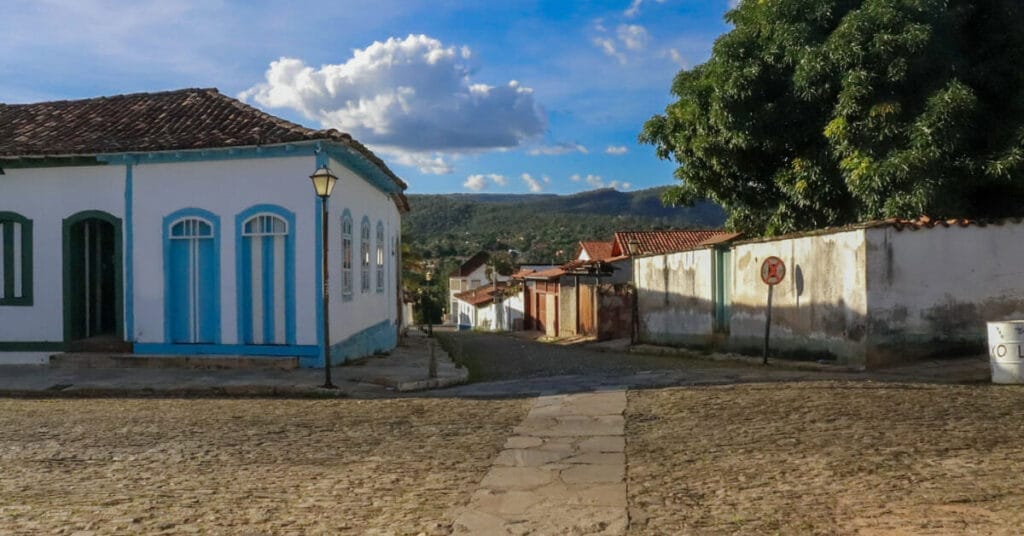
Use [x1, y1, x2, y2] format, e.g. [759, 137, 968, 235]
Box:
[0, 88, 408, 366]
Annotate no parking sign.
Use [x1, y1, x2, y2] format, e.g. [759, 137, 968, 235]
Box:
[760, 256, 786, 286]
[759, 256, 786, 364]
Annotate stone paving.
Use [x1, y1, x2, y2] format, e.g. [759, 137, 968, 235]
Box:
[452, 389, 628, 535]
[0, 397, 529, 535]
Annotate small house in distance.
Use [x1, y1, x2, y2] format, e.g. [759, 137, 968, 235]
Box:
[634, 217, 1024, 369]
[447, 251, 509, 324]
[0, 88, 408, 366]
[451, 281, 523, 331]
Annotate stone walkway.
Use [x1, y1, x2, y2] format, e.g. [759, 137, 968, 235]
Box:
[451, 388, 628, 535]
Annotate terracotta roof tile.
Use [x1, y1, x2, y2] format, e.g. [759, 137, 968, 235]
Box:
[449, 252, 490, 278]
[453, 282, 507, 307]
[524, 267, 565, 281]
[734, 216, 1024, 245]
[612, 229, 735, 256]
[511, 268, 536, 279]
[576, 240, 615, 261]
[0, 88, 409, 206]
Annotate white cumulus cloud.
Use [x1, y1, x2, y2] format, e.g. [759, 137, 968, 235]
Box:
[528, 142, 589, 156]
[463, 173, 508, 191]
[617, 25, 649, 51]
[624, 0, 667, 18]
[605, 145, 628, 155]
[387, 151, 453, 175]
[240, 34, 546, 154]
[521, 173, 544, 193]
[572, 174, 632, 190]
[592, 21, 650, 63]
[592, 36, 625, 64]
[464, 175, 487, 191]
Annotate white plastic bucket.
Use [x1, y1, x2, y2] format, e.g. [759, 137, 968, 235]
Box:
[987, 320, 1024, 384]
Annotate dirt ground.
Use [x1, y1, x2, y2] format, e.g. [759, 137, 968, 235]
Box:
[0, 397, 529, 535]
[627, 381, 1024, 535]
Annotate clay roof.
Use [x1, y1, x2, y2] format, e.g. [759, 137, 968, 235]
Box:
[734, 216, 1024, 245]
[511, 268, 536, 279]
[0, 88, 408, 206]
[453, 282, 507, 307]
[523, 267, 565, 281]
[612, 229, 736, 256]
[450, 251, 490, 278]
[576, 240, 615, 261]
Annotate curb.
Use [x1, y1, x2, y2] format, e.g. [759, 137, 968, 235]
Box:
[627, 343, 865, 373]
[0, 385, 351, 398]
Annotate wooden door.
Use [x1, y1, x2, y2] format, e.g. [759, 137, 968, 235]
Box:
[579, 283, 596, 336]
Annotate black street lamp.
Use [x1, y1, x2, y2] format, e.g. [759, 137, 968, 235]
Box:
[425, 264, 434, 337]
[310, 165, 339, 389]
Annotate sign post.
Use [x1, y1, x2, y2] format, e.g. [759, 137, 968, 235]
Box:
[760, 256, 786, 365]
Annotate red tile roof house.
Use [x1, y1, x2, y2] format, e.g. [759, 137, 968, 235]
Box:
[554, 230, 737, 340]
[451, 281, 522, 331]
[0, 88, 409, 367]
[632, 217, 1024, 369]
[446, 251, 513, 327]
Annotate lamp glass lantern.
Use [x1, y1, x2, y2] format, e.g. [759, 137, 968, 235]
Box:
[310, 165, 338, 198]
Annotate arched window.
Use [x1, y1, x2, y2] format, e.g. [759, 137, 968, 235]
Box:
[237, 206, 294, 345]
[375, 221, 385, 293]
[0, 212, 33, 306]
[341, 211, 353, 298]
[360, 217, 371, 293]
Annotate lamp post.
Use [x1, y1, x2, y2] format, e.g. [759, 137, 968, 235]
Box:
[310, 165, 339, 389]
[425, 264, 434, 337]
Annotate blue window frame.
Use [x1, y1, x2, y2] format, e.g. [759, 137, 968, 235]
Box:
[376, 221, 385, 293]
[236, 205, 296, 346]
[360, 217, 371, 293]
[341, 210, 353, 299]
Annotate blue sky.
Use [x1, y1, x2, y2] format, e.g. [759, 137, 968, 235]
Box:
[1, 0, 734, 194]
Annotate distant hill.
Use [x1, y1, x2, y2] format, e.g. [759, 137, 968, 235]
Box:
[404, 187, 726, 264]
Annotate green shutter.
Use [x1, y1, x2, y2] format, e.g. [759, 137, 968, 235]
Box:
[0, 212, 32, 306]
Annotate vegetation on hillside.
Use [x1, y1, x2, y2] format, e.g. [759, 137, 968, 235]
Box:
[641, 0, 1024, 236]
[402, 187, 724, 265]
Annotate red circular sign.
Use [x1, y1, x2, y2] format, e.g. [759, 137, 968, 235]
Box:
[760, 256, 786, 286]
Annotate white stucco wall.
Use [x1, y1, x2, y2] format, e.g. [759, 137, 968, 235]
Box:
[865, 223, 1024, 363]
[634, 249, 715, 345]
[325, 155, 400, 347]
[729, 230, 868, 362]
[132, 156, 320, 345]
[1, 151, 402, 363]
[0, 165, 125, 343]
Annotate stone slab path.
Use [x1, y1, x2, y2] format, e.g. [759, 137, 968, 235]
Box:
[451, 388, 628, 535]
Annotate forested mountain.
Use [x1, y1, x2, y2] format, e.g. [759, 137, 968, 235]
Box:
[403, 187, 725, 264]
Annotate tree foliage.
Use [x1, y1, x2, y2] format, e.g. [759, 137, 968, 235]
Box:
[641, 0, 1024, 235]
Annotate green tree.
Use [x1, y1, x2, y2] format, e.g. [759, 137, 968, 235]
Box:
[641, 0, 1024, 236]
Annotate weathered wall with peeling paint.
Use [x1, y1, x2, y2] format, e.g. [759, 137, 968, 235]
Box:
[864, 223, 1024, 365]
[729, 229, 868, 364]
[633, 222, 1024, 368]
[634, 249, 715, 346]
[598, 284, 634, 341]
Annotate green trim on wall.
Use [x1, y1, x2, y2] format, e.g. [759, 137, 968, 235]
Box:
[0, 211, 33, 306]
[62, 210, 124, 343]
[0, 341, 65, 352]
[1, 156, 103, 169]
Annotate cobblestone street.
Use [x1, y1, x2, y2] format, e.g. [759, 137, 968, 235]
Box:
[0, 397, 529, 535]
[627, 382, 1024, 535]
[0, 332, 1016, 535]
